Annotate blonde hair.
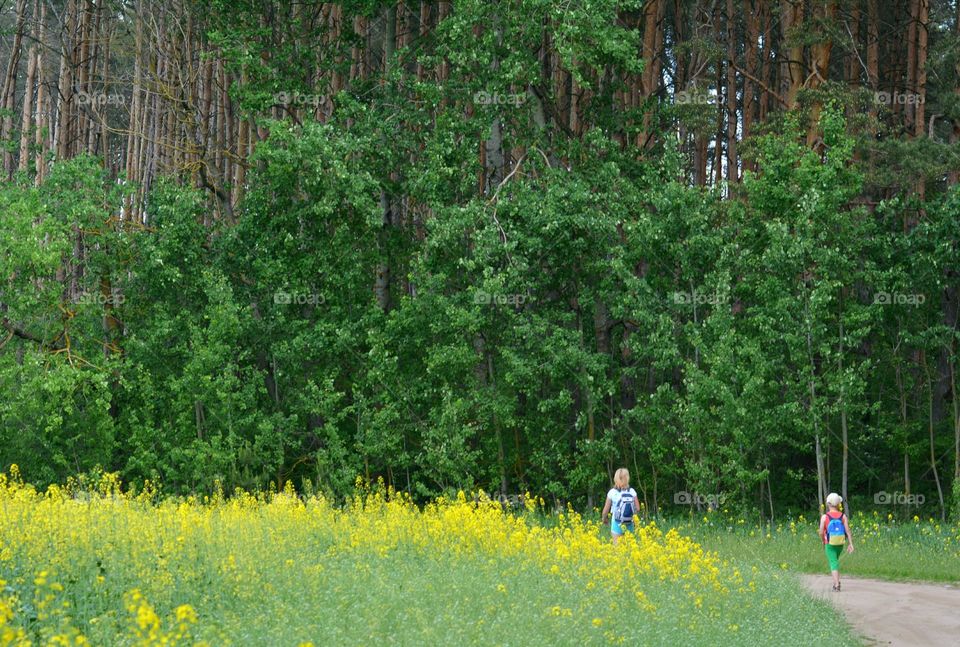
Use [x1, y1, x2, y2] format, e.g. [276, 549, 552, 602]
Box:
[825, 492, 842, 508]
[613, 468, 630, 489]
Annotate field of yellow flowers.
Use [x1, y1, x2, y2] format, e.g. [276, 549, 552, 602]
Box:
[0, 468, 855, 646]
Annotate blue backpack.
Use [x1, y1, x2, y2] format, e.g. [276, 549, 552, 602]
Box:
[614, 489, 636, 524]
[825, 511, 846, 545]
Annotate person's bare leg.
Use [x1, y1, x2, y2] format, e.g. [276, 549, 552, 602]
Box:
[611, 533, 620, 545]
[832, 570, 840, 590]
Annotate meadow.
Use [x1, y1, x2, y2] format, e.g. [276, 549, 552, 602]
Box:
[0, 468, 863, 646]
[662, 508, 960, 584]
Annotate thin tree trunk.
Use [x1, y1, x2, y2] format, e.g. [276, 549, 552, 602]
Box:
[375, 3, 397, 312]
[815, 433, 826, 507]
[578, 307, 596, 510]
[839, 312, 848, 505]
[725, 0, 738, 182]
[18, 0, 40, 174]
[75, 0, 92, 156]
[914, 0, 929, 199]
[758, 0, 773, 122]
[55, 0, 78, 160]
[950, 0, 960, 185]
[866, 0, 879, 89]
[33, 0, 47, 184]
[896, 359, 911, 518]
[905, 0, 919, 132]
[97, 2, 111, 170]
[2, 0, 29, 176]
[923, 353, 945, 519]
[713, 9, 724, 187]
[487, 353, 508, 496]
[234, 67, 249, 206]
[806, 297, 825, 507]
[767, 467, 774, 519]
[951, 353, 959, 481]
[742, 0, 759, 172]
[904, 450, 911, 517]
[845, 0, 861, 133]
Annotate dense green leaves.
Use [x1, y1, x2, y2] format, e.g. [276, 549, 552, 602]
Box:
[0, 0, 957, 523]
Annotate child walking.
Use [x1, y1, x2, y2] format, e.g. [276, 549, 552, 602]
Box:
[601, 468, 639, 545]
[819, 492, 854, 591]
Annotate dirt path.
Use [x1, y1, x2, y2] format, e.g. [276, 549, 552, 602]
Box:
[800, 574, 960, 646]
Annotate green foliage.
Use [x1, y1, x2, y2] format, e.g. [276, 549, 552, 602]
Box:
[0, 157, 123, 484]
[1, 2, 958, 524]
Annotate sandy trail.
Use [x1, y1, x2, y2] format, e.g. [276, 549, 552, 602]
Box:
[800, 574, 960, 646]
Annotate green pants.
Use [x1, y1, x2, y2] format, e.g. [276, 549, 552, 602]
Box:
[825, 543, 844, 571]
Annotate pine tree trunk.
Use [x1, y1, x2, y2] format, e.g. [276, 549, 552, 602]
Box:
[914, 0, 928, 199]
[742, 0, 759, 172]
[806, 1, 837, 147]
[55, 0, 77, 160]
[636, 0, 665, 150]
[97, 1, 111, 170]
[780, 0, 804, 108]
[33, 0, 47, 184]
[75, 0, 91, 156]
[951, 1, 960, 185]
[18, 0, 40, 174]
[725, 0, 738, 182]
[758, 0, 773, 122]
[2, 0, 29, 177]
[713, 6, 724, 187]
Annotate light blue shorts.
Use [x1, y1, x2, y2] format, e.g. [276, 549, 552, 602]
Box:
[611, 519, 634, 536]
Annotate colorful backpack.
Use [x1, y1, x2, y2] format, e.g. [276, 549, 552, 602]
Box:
[825, 510, 846, 546]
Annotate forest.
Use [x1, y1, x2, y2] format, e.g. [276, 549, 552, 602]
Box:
[1, 0, 959, 519]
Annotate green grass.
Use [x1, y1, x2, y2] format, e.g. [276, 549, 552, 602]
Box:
[657, 511, 960, 584]
[204, 544, 859, 647]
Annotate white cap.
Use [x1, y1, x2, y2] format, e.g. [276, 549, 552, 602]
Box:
[825, 492, 842, 506]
